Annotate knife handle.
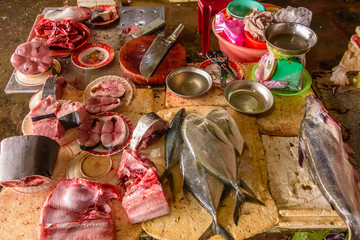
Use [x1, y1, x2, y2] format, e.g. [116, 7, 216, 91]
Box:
[168, 24, 184, 41]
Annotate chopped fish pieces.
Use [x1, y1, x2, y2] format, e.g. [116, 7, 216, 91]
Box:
[118, 150, 170, 224]
[0, 135, 60, 187]
[38, 178, 120, 240]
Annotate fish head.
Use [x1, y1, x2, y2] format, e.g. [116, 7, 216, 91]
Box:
[304, 94, 341, 138]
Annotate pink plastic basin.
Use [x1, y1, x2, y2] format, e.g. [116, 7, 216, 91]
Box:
[212, 3, 281, 63]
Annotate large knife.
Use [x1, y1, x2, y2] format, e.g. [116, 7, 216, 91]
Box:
[140, 23, 184, 80]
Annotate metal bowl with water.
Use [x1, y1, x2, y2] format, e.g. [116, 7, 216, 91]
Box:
[224, 80, 274, 114]
[264, 22, 318, 57]
[166, 67, 213, 98]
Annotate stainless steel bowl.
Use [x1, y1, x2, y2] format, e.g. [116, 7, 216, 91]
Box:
[224, 80, 274, 114]
[264, 22, 318, 56]
[166, 67, 213, 98]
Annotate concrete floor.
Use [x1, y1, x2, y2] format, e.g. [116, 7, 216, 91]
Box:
[0, 0, 359, 239]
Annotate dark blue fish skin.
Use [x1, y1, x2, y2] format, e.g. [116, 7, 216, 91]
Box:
[299, 95, 360, 240]
[160, 108, 186, 199]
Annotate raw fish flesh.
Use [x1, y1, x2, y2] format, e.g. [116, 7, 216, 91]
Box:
[101, 116, 128, 151]
[29, 95, 61, 122]
[299, 94, 360, 239]
[35, 19, 87, 50]
[11, 42, 53, 75]
[57, 100, 86, 129]
[76, 116, 104, 150]
[38, 178, 120, 240]
[0, 135, 60, 187]
[41, 76, 67, 100]
[118, 150, 170, 224]
[84, 96, 121, 114]
[44, 6, 92, 22]
[32, 117, 65, 140]
[129, 112, 169, 150]
[90, 80, 126, 98]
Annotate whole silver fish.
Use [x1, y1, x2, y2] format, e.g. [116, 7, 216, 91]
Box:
[129, 112, 169, 151]
[160, 108, 186, 199]
[299, 94, 360, 239]
[206, 108, 261, 224]
[181, 113, 245, 202]
[180, 144, 232, 240]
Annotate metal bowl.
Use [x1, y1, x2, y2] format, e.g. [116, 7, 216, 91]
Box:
[264, 22, 318, 57]
[166, 67, 213, 98]
[224, 80, 274, 114]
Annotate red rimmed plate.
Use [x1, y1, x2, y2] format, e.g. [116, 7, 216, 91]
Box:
[71, 42, 115, 69]
[86, 5, 120, 26]
[83, 75, 136, 107]
[199, 59, 245, 87]
[84, 112, 133, 156]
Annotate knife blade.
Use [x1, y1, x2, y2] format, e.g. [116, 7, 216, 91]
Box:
[140, 23, 184, 80]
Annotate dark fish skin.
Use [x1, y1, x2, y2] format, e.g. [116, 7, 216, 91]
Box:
[160, 108, 186, 199]
[180, 144, 233, 240]
[299, 94, 360, 239]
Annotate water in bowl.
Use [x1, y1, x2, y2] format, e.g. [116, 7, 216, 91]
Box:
[270, 33, 308, 50]
[229, 89, 266, 113]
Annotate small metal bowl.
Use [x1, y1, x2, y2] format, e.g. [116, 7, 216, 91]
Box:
[264, 22, 318, 57]
[166, 67, 213, 98]
[224, 80, 274, 114]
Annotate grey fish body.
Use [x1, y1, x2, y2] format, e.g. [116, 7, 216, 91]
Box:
[180, 145, 233, 240]
[160, 108, 186, 198]
[181, 113, 245, 206]
[130, 112, 169, 151]
[206, 108, 244, 157]
[182, 114, 237, 186]
[206, 108, 263, 224]
[299, 95, 360, 239]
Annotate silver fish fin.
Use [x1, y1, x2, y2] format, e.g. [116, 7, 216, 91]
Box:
[298, 140, 305, 167]
[244, 192, 265, 206]
[233, 191, 245, 226]
[199, 221, 234, 240]
[204, 122, 228, 145]
[159, 169, 167, 182]
[182, 180, 190, 201]
[239, 179, 256, 197]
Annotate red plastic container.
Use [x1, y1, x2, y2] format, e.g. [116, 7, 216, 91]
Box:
[244, 30, 267, 49]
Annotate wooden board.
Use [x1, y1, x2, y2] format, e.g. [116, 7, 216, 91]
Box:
[142, 106, 278, 240]
[261, 135, 345, 230]
[256, 88, 314, 136]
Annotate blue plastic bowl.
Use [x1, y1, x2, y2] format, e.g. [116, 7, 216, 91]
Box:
[227, 0, 265, 19]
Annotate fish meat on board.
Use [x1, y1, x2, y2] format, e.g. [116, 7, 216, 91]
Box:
[38, 178, 120, 240]
[129, 112, 169, 151]
[299, 94, 360, 239]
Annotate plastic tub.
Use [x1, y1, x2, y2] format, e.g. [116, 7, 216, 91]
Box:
[244, 30, 267, 49]
[212, 3, 281, 63]
[227, 0, 265, 19]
